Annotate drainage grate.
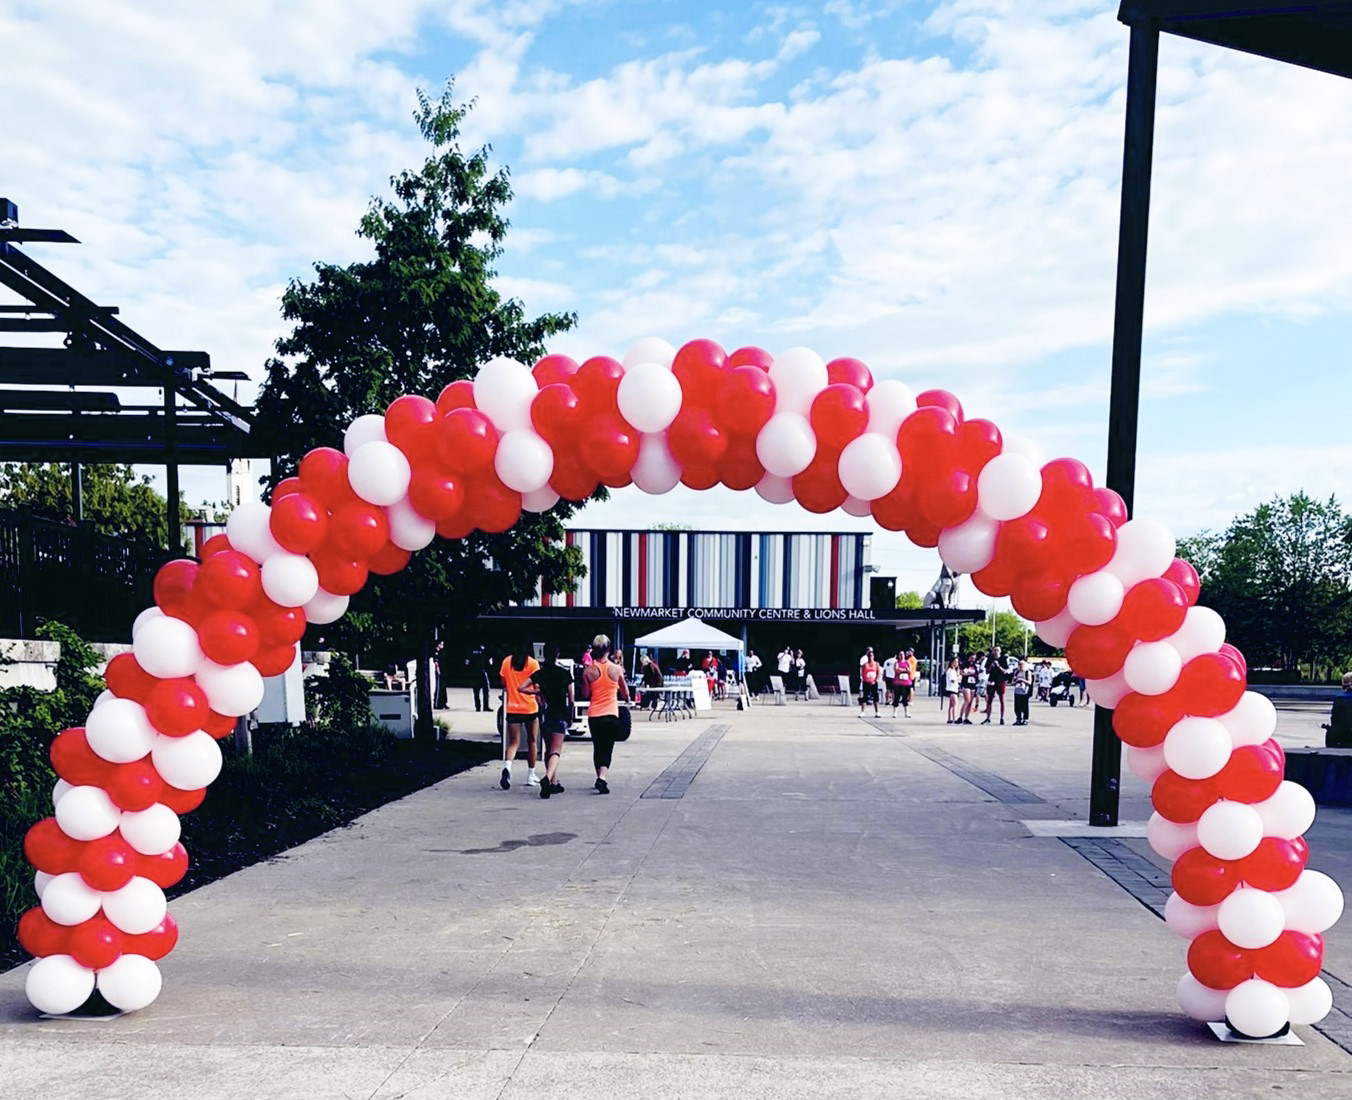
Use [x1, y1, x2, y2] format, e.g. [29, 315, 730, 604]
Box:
[640, 724, 730, 800]
[908, 742, 1047, 804]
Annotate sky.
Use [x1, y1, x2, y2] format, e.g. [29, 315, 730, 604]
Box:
[3, 0, 1350, 605]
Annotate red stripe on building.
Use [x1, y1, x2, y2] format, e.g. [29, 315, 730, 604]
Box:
[638, 532, 648, 605]
[829, 535, 840, 609]
[566, 530, 575, 607]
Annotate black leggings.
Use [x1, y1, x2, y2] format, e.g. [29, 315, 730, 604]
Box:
[1014, 694, 1030, 723]
[590, 714, 621, 771]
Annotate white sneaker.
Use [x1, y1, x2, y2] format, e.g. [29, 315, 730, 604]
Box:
[526, 772, 540, 787]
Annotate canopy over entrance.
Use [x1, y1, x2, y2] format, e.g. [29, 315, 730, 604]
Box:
[634, 617, 744, 653]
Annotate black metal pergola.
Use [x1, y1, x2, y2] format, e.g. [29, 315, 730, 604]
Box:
[1091, 1, 1352, 824]
[0, 199, 269, 550]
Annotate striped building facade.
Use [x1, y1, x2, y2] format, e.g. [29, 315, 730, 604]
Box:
[534, 530, 871, 611]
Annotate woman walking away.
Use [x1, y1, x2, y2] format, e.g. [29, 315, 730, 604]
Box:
[527, 643, 574, 798]
[945, 658, 962, 723]
[583, 634, 630, 794]
[499, 643, 540, 790]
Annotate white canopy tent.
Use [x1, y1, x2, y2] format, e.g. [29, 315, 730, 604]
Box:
[633, 617, 744, 655]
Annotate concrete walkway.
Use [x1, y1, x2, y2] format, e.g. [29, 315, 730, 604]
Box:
[2, 694, 1350, 1099]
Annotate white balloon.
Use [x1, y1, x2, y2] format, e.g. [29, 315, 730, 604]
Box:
[632, 433, 682, 495]
[26, 955, 96, 1016]
[1165, 892, 1219, 939]
[755, 474, 795, 505]
[1122, 641, 1184, 696]
[1275, 870, 1344, 934]
[386, 497, 437, 551]
[347, 440, 412, 507]
[768, 347, 828, 417]
[225, 500, 282, 563]
[756, 413, 816, 478]
[34, 870, 54, 900]
[1285, 977, 1334, 1025]
[92, 689, 115, 710]
[1126, 743, 1169, 782]
[132, 616, 202, 680]
[119, 804, 181, 856]
[194, 659, 265, 718]
[261, 552, 320, 608]
[975, 453, 1041, 522]
[96, 953, 163, 1013]
[1001, 434, 1042, 466]
[52, 778, 73, 807]
[1147, 813, 1199, 861]
[841, 495, 873, 518]
[342, 413, 387, 456]
[522, 486, 561, 512]
[1162, 716, 1233, 780]
[54, 786, 121, 842]
[1217, 887, 1285, 949]
[303, 588, 349, 626]
[617, 361, 683, 433]
[101, 877, 168, 936]
[938, 513, 999, 575]
[1224, 979, 1290, 1038]
[837, 433, 902, 501]
[1164, 606, 1226, 663]
[473, 356, 539, 432]
[40, 872, 102, 926]
[1034, 608, 1078, 649]
[622, 337, 676, 369]
[1219, 692, 1278, 749]
[85, 698, 156, 765]
[864, 379, 916, 436]
[1085, 670, 1130, 709]
[131, 607, 164, 640]
[1067, 571, 1126, 626]
[1196, 801, 1264, 861]
[1177, 971, 1228, 1023]
[494, 429, 554, 494]
[1254, 782, 1317, 840]
[151, 731, 223, 791]
[1104, 518, 1176, 589]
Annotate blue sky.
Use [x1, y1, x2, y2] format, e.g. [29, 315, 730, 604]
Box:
[3, 0, 1349, 602]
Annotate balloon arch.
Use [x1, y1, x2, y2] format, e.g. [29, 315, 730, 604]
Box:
[18, 338, 1342, 1037]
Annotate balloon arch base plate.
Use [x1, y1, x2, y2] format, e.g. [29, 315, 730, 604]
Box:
[1210, 1021, 1301, 1046]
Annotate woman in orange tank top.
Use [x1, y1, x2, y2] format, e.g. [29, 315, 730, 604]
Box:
[498, 644, 540, 790]
[582, 633, 629, 795]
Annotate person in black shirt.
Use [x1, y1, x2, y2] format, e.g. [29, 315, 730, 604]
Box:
[982, 645, 1009, 725]
[526, 643, 575, 798]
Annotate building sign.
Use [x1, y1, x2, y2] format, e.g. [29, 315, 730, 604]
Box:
[610, 606, 886, 622]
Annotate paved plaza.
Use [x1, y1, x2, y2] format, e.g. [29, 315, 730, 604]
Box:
[1, 691, 1349, 1099]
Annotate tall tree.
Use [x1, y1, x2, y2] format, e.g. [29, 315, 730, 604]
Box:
[957, 610, 1038, 657]
[0, 463, 192, 550]
[252, 83, 587, 733]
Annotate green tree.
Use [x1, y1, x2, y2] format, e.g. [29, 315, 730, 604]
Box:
[252, 83, 587, 734]
[957, 610, 1036, 658]
[1179, 493, 1352, 681]
[0, 463, 192, 550]
[895, 590, 923, 610]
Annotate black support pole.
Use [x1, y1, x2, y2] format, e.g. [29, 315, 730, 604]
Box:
[1091, 22, 1160, 828]
[71, 462, 83, 523]
[165, 386, 180, 554]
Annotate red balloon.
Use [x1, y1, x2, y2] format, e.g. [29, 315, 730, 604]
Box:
[250, 598, 306, 647]
[436, 408, 497, 474]
[197, 610, 261, 666]
[144, 678, 210, 737]
[159, 784, 206, 814]
[126, 913, 179, 961]
[871, 481, 920, 533]
[328, 501, 390, 559]
[915, 388, 963, 422]
[549, 457, 601, 502]
[970, 554, 1018, 598]
[268, 493, 329, 555]
[583, 418, 640, 484]
[1094, 487, 1129, 528]
[298, 447, 358, 510]
[153, 559, 200, 620]
[1215, 739, 1285, 803]
[271, 477, 303, 500]
[573, 356, 625, 413]
[1038, 459, 1095, 517]
[435, 513, 475, 540]
[368, 541, 411, 575]
[407, 470, 464, 522]
[955, 418, 1002, 472]
[1220, 643, 1247, 675]
[1241, 837, 1307, 891]
[532, 353, 579, 389]
[916, 467, 977, 529]
[253, 643, 298, 678]
[196, 550, 262, 610]
[104, 653, 157, 703]
[793, 455, 848, 514]
[63, 916, 122, 971]
[896, 405, 959, 467]
[310, 547, 369, 596]
[198, 533, 233, 558]
[384, 395, 440, 465]
[1253, 932, 1323, 988]
[50, 728, 110, 787]
[906, 520, 942, 549]
[138, 843, 189, 889]
[1164, 557, 1201, 606]
[468, 474, 523, 533]
[671, 339, 727, 406]
[825, 356, 873, 391]
[1064, 621, 1134, 680]
[1060, 511, 1119, 575]
[727, 346, 773, 370]
[1116, 578, 1189, 643]
[17, 907, 69, 958]
[810, 384, 869, 452]
[531, 383, 581, 444]
[1010, 568, 1072, 623]
[715, 367, 776, 436]
[1175, 652, 1246, 716]
[1187, 930, 1252, 991]
[202, 710, 237, 738]
[680, 465, 720, 491]
[1172, 846, 1238, 906]
[434, 379, 477, 416]
[1152, 771, 1220, 824]
[1112, 692, 1184, 748]
[76, 835, 138, 892]
[668, 410, 727, 470]
[106, 759, 163, 812]
[24, 818, 82, 874]
[995, 513, 1053, 573]
[718, 434, 765, 491]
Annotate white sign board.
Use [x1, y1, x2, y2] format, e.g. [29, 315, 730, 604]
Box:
[688, 671, 713, 712]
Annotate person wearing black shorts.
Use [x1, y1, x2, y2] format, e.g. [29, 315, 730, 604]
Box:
[526, 643, 575, 799]
[859, 648, 882, 718]
[982, 645, 1009, 725]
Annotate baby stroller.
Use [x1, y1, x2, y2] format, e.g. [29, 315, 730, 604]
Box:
[1048, 669, 1076, 707]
